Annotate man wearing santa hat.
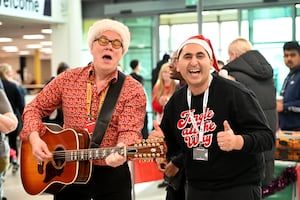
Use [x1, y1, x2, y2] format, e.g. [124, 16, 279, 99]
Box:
[151, 34, 274, 200]
[20, 19, 146, 200]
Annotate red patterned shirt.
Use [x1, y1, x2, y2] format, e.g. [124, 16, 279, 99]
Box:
[20, 65, 146, 165]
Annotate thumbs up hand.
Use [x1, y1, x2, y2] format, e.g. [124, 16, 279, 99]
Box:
[217, 120, 244, 151]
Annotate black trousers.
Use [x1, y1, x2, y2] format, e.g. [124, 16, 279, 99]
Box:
[186, 183, 261, 200]
[54, 164, 132, 200]
[166, 185, 185, 200]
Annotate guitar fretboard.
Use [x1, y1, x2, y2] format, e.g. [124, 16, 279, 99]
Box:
[53, 144, 164, 162]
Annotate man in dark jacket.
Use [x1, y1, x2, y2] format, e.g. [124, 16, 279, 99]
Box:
[219, 38, 277, 187]
[277, 41, 300, 131]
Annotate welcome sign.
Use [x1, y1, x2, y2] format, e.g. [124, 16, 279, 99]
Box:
[0, 0, 67, 23]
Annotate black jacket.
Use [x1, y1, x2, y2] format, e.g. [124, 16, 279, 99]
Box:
[223, 50, 277, 161]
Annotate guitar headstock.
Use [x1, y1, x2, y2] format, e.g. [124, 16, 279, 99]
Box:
[126, 138, 167, 160]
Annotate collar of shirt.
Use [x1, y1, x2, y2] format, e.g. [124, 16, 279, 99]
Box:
[87, 64, 118, 94]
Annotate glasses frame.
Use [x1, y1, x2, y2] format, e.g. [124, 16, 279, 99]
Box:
[94, 36, 123, 49]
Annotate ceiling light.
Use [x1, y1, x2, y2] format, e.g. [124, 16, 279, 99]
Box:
[19, 51, 30, 55]
[0, 22, 2, 26]
[40, 41, 52, 46]
[23, 34, 45, 40]
[41, 29, 52, 34]
[26, 44, 42, 49]
[2, 46, 18, 52]
[40, 48, 52, 54]
[0, 37, 12, 42]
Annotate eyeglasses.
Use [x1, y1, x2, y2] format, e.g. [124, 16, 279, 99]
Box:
[94, 36, 123, 49]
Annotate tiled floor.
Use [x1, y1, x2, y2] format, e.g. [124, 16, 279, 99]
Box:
[3, 164, 166, 200]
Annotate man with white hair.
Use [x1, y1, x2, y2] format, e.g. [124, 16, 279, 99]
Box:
[20, 19, 146, 200]
[219, 38, 277, 188]
[151, 34, 274, 200]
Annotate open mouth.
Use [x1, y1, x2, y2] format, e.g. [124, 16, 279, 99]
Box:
[188, 69, 200, 74]
[103, 55, 112, 60]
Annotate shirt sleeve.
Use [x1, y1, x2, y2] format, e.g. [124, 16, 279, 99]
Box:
[0, 89, 13, 114]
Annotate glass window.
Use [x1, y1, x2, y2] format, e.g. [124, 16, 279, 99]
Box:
[253, 18, 292, 43]
[254, 43, 289, 94]
[219, 21, 239, 62]
[171, 24, 198, 50]
[159, 25, 170, 57]
[296, 4, 300, 41]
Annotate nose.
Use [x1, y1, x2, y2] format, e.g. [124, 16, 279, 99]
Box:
[190, 56, 199, 66]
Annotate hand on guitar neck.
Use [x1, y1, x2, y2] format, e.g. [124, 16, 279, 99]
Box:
[105, 142, 127, 167]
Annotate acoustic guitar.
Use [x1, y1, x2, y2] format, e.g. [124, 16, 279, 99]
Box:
[20, 124, 166, 195]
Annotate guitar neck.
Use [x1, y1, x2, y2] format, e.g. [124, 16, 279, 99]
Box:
[54, 144, 165, 162]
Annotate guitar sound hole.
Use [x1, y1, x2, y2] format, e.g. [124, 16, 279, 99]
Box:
[52, 146, 65, 169]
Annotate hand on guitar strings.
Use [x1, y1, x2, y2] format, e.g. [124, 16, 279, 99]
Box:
[105, 142, 127, 168]
[29, 131, 53, 163]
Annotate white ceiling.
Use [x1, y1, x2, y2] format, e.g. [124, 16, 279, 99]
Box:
[0, 16, 51, 59]
[0, 10, 235, 60]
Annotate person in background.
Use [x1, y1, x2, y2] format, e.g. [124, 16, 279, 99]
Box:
[169, 50, 187, 89]
[152, 62, 178, 188]
[0, 63, 25, 174]
[217, 60, 225, 69]
[129, 59, 144, 85]
[43, 62, 70, 126]
[277, 41, 300, 131]
[151, 34, 274, 200]
[129, 59, 148, 139]
[151, 49, 186, 199]
[0, 80, 18, 200]
[46, 62, 70, 85]
[152, 53, 170, 88]
[152, 63, 178, 124]
[219, 38, 277, 187]
[20, 19, 146, 200]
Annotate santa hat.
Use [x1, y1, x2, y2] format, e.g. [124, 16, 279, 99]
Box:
[87, 19, 131, 55]
[178, 34, 220, 72]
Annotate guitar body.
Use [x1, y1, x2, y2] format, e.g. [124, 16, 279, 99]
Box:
[20, 128, 92, 195]
[20, 123, 167, 196]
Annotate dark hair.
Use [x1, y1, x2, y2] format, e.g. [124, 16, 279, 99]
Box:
[217, 60, 225, 66]
[57, 62, 69, 75]
[130, 59, 139, 70]
[162, 53, 170, 61]
[283, 41, 300, 54]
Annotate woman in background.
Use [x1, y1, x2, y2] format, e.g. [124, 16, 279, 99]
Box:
[152, 63, 178, 123]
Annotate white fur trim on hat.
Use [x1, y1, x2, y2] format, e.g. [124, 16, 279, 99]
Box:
[87, 19, 131, 55]
[178, 38, 212, 58]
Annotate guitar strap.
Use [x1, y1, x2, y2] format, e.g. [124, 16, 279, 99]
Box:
[89, 71, 126, 148]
